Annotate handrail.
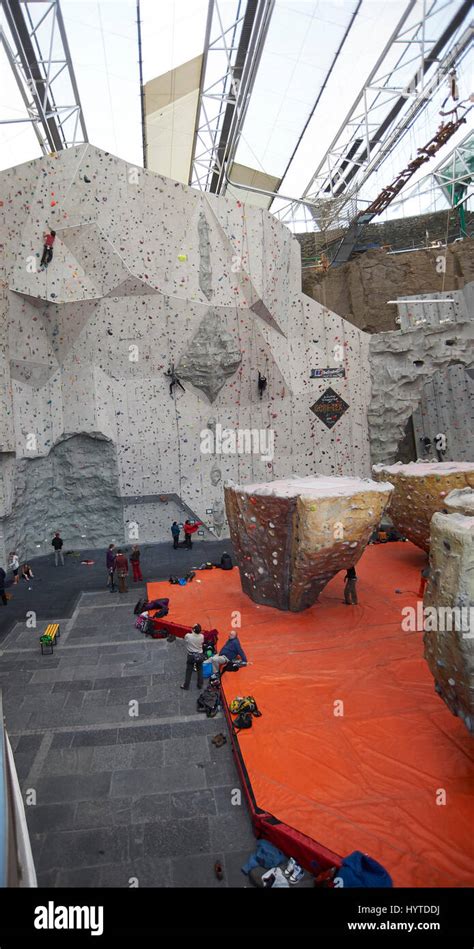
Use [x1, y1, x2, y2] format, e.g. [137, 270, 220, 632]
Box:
[0, 692, 8, 887]
[0, 690, 37, 887]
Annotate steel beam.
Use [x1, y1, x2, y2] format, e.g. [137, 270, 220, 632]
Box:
[1, 0, 88, 153]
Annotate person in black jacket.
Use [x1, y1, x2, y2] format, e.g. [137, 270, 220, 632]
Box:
[344, 566, 358, 605]
[215, 552, 233, 570]
[0, 567, 7, 605]
[52, 532, 64, 566]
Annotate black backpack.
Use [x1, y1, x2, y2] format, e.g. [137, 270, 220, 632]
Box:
[234, 710, 253, 730]
[197, 688, 220, 718]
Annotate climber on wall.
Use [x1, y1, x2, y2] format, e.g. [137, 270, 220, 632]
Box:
[258, 371, 267, 399]
[165, 364, 185, 397]
[40, 228, 56, 269]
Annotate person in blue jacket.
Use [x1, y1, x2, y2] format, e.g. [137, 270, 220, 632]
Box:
[219, 630, 247, 665]
[171, 521, 180, 549]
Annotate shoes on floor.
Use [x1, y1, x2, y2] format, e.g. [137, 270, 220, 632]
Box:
[180, 685, 189, 691]
[211, 733, 227, 747]
[283, 857, 297, 877]
[289, 865, 304, 885]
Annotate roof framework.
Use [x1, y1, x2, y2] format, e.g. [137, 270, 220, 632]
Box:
[273, 0, 473, 232]
[0, 0, 88, 153]
[190, 0, 275, 194]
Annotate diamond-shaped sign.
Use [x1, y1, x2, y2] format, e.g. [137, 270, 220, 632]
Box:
[311, 387, 349, 429]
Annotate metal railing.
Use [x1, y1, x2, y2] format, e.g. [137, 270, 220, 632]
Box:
[0, 691, 37, 887]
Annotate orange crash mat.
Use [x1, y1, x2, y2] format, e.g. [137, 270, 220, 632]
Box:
[147, 542, 474, 887]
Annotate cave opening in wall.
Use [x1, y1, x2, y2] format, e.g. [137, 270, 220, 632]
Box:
[0, 434, 124, 561]
[394, 417, 417, 464]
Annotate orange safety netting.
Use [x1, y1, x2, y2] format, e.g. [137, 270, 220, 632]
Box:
[147, 542, 474, 887]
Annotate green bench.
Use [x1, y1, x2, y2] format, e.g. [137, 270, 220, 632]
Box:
[40, 623, 60, 655]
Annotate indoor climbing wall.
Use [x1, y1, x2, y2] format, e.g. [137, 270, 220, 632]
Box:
[369, 305, 474, 466]
[0, 144, 372, 560]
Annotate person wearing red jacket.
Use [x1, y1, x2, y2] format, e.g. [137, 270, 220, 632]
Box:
[183, 520, 202, 549]
[40, 228, 56, 269]
[115, 549, 129, 593]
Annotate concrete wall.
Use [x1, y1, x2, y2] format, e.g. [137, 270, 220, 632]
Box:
[0, 145, 372, 563]
[299, 236, 474, 334]
[296, 209, 474, 261]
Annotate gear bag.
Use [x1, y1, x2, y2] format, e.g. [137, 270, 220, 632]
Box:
[197, 688, 220, 718]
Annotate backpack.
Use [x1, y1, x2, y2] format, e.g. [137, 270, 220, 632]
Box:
[229, 696, 261, 717]
[234, 710, 253, 730]
[197, 688, 220, 718]
[135, 615, 154, 636]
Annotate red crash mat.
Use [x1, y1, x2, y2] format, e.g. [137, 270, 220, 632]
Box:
[147, 543, 474, 887]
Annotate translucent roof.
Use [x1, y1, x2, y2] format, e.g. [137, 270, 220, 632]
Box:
[0, 0, 471, 230]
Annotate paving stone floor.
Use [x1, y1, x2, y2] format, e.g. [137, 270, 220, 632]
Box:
[1, 587, 255, 887]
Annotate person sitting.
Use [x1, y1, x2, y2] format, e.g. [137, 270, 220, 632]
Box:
[219, 630, 247, 665]
[215, 552, 233, 570]
[21, 563, 34, 582]
[207, 653, 229, 677]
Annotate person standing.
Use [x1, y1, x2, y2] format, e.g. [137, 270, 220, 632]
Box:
[0, 567, 7, 606]
[180, 623, 205, 690]
[52, 532, 64, 566]
[9, 552, 19, 584]
[418, 565, 430, 599]
[130, 545, 143, 582]
[183, 519, 202, 549]
[106, 544, 116, 593]
[344, 566, 358, 605]
[115, 549, 129, 593]
[171, 521, 180, 549]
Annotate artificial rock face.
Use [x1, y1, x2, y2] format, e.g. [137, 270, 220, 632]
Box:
[372, 462, 474, 552]
[369, 319, 474, 465]
[225, 476, 393, 611]
[0, 144, 372, 561]
[423, 489, 474, 733]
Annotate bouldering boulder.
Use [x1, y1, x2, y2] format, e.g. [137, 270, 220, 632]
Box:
[372, 461, 474, 552]
[224, 475, 393, 612]
[423, 488, 474, 733]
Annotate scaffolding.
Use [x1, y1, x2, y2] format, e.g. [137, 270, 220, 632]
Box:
[0, 0, 88, 154]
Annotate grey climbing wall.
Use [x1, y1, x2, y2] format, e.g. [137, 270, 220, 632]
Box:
[0, 434, 123, 559]
[369, 304, 474, 465]
[412, 364, 474, 462]
[0, 144, 372, 564]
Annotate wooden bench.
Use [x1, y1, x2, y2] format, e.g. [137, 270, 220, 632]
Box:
[40, 623, 60, 655]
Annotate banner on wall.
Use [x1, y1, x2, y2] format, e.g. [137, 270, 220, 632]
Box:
[311, 388, 349, 429]
[310, 368, 346, 379]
